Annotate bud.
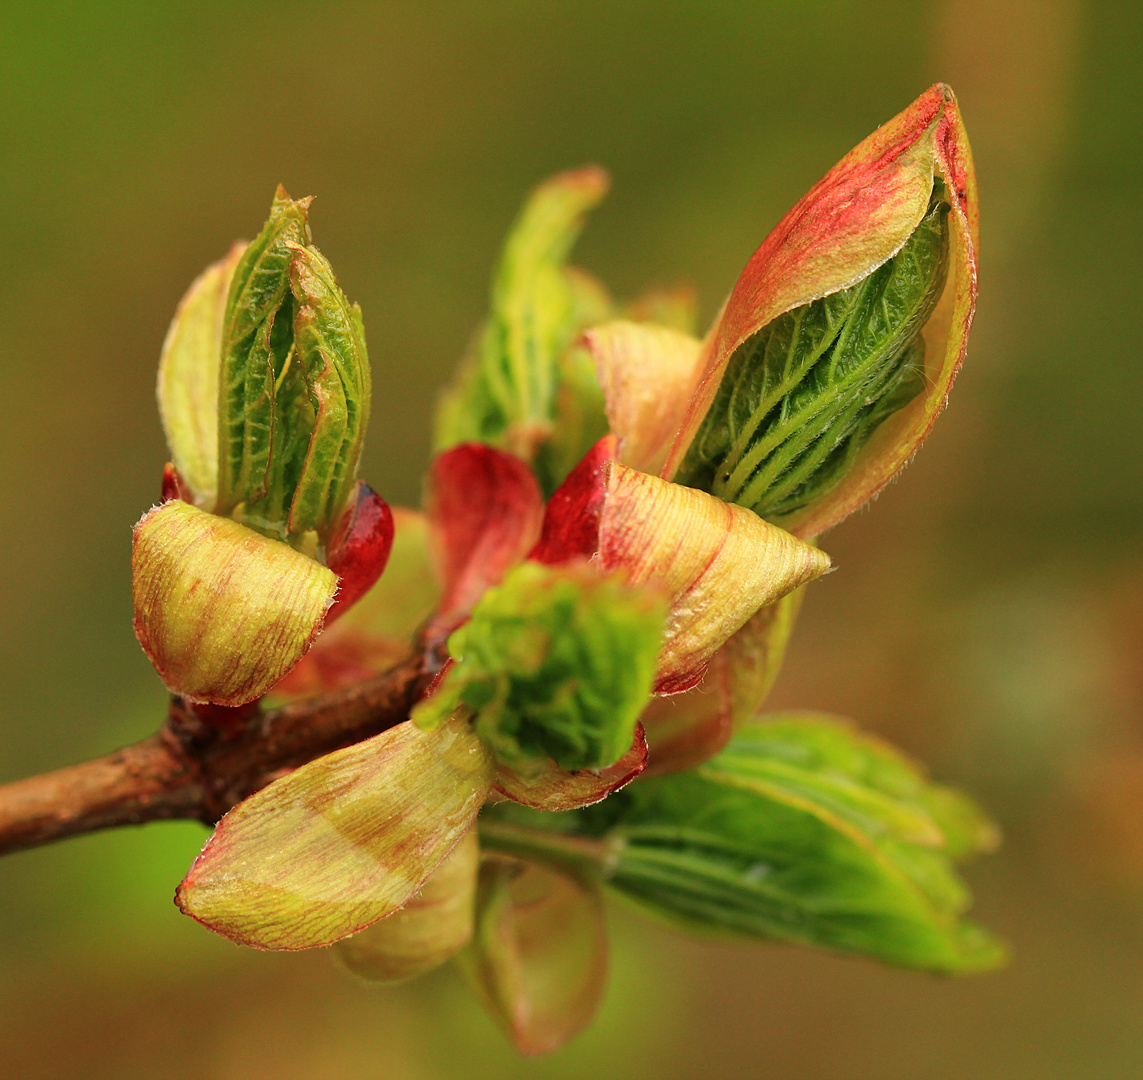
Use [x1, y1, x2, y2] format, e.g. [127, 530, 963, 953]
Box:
[214, 187, 372, 544]
[335, 828, 479, 983]
[587, 84, 977, 537]
[677, 188, 948, 519]
[132, 501, 337, 706]
[458, 854, 608, 1057]
[139, 190, 392, 705]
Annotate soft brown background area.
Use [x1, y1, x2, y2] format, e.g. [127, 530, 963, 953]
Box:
[3, 1, 1142, 1076]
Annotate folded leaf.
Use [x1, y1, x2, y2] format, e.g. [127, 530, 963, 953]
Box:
[335, 827, 479, 983]
[213, 188, 374, 542]
[132, 500, 337, 706]
[216, 186, 312, 521]
[495, 725, 648, 810]
[458, 855, 608, 1056]
[592, 717, 1004, 973]
[415, 561, 665, 773]
[424, 443, 545, 643]
[157, 242, 245, 507]
[722, 713, 999, 859]
[175, 715, 494, 950]
[663, 84, 978, 539]
[285, 243, 372, 539]
[532, 437, 830, 693]
[678, 190, 947, 519]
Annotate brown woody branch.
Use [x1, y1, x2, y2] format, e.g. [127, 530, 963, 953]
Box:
[0, 654, 426, 857]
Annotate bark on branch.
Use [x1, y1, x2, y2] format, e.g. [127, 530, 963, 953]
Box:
[0, 654, 426, 857]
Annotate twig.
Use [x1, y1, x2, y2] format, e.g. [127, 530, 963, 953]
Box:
[0, 654, 425, 857]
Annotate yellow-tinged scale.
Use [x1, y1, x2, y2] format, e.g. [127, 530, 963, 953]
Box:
[132, 500, 338, 706]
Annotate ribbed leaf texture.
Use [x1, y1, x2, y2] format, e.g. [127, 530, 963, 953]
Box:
[679, 187, 949, 520]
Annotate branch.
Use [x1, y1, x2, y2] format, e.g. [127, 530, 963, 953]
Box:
[0, 654, 426, 857]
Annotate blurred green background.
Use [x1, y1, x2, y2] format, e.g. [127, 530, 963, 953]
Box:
[2, 0, 1141, 1076]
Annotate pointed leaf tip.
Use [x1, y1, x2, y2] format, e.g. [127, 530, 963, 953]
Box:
[661, 84, 978, 539]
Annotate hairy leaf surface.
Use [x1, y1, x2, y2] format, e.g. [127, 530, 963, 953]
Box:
[415, 561, 665, 773]
[680, 191, 949, 520]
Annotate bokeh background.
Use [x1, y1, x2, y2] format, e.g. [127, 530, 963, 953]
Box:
[2, 1, 1141, 1076]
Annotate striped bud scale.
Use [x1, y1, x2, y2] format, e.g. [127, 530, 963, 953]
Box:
[132, 501, 338, 706]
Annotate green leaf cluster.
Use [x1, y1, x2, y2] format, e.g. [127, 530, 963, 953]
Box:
[415, 561, 666, 772]
[215, 188, 370, 542]
[432, 173, 612, 496]
[679, 184, 950, 520]
[482, 713, 1004, 975]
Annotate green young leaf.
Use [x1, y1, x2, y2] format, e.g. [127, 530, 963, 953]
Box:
[531, 268, 616, 495]
[216, 187, 311, 523]
[679, 185, 950, 521]
[432, 168, 610, 478]
[414, 561, 666, 773]
[482, 713, 1004, 975]
[213, 188, 371, 542]
[286, 245, 371, 536]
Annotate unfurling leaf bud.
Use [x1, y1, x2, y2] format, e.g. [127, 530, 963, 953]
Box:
[132, 501, 338, 706]
[415, 561, 666, 773]
[432, 167, 611, 490]
[335, 828, 479, 983]
[139, 189, 392, 705]
[215, 187, 371, 543]
[677, 186, 950, 519]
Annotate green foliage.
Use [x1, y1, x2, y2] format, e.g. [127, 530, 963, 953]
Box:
[433, 170, 612, 494]
[215, 188, 370, 541]
[482, 714, 1004, 975]
[415, 561, 666, 772]
[286, 247, 371, 537]
[679, 186, 950, 520]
